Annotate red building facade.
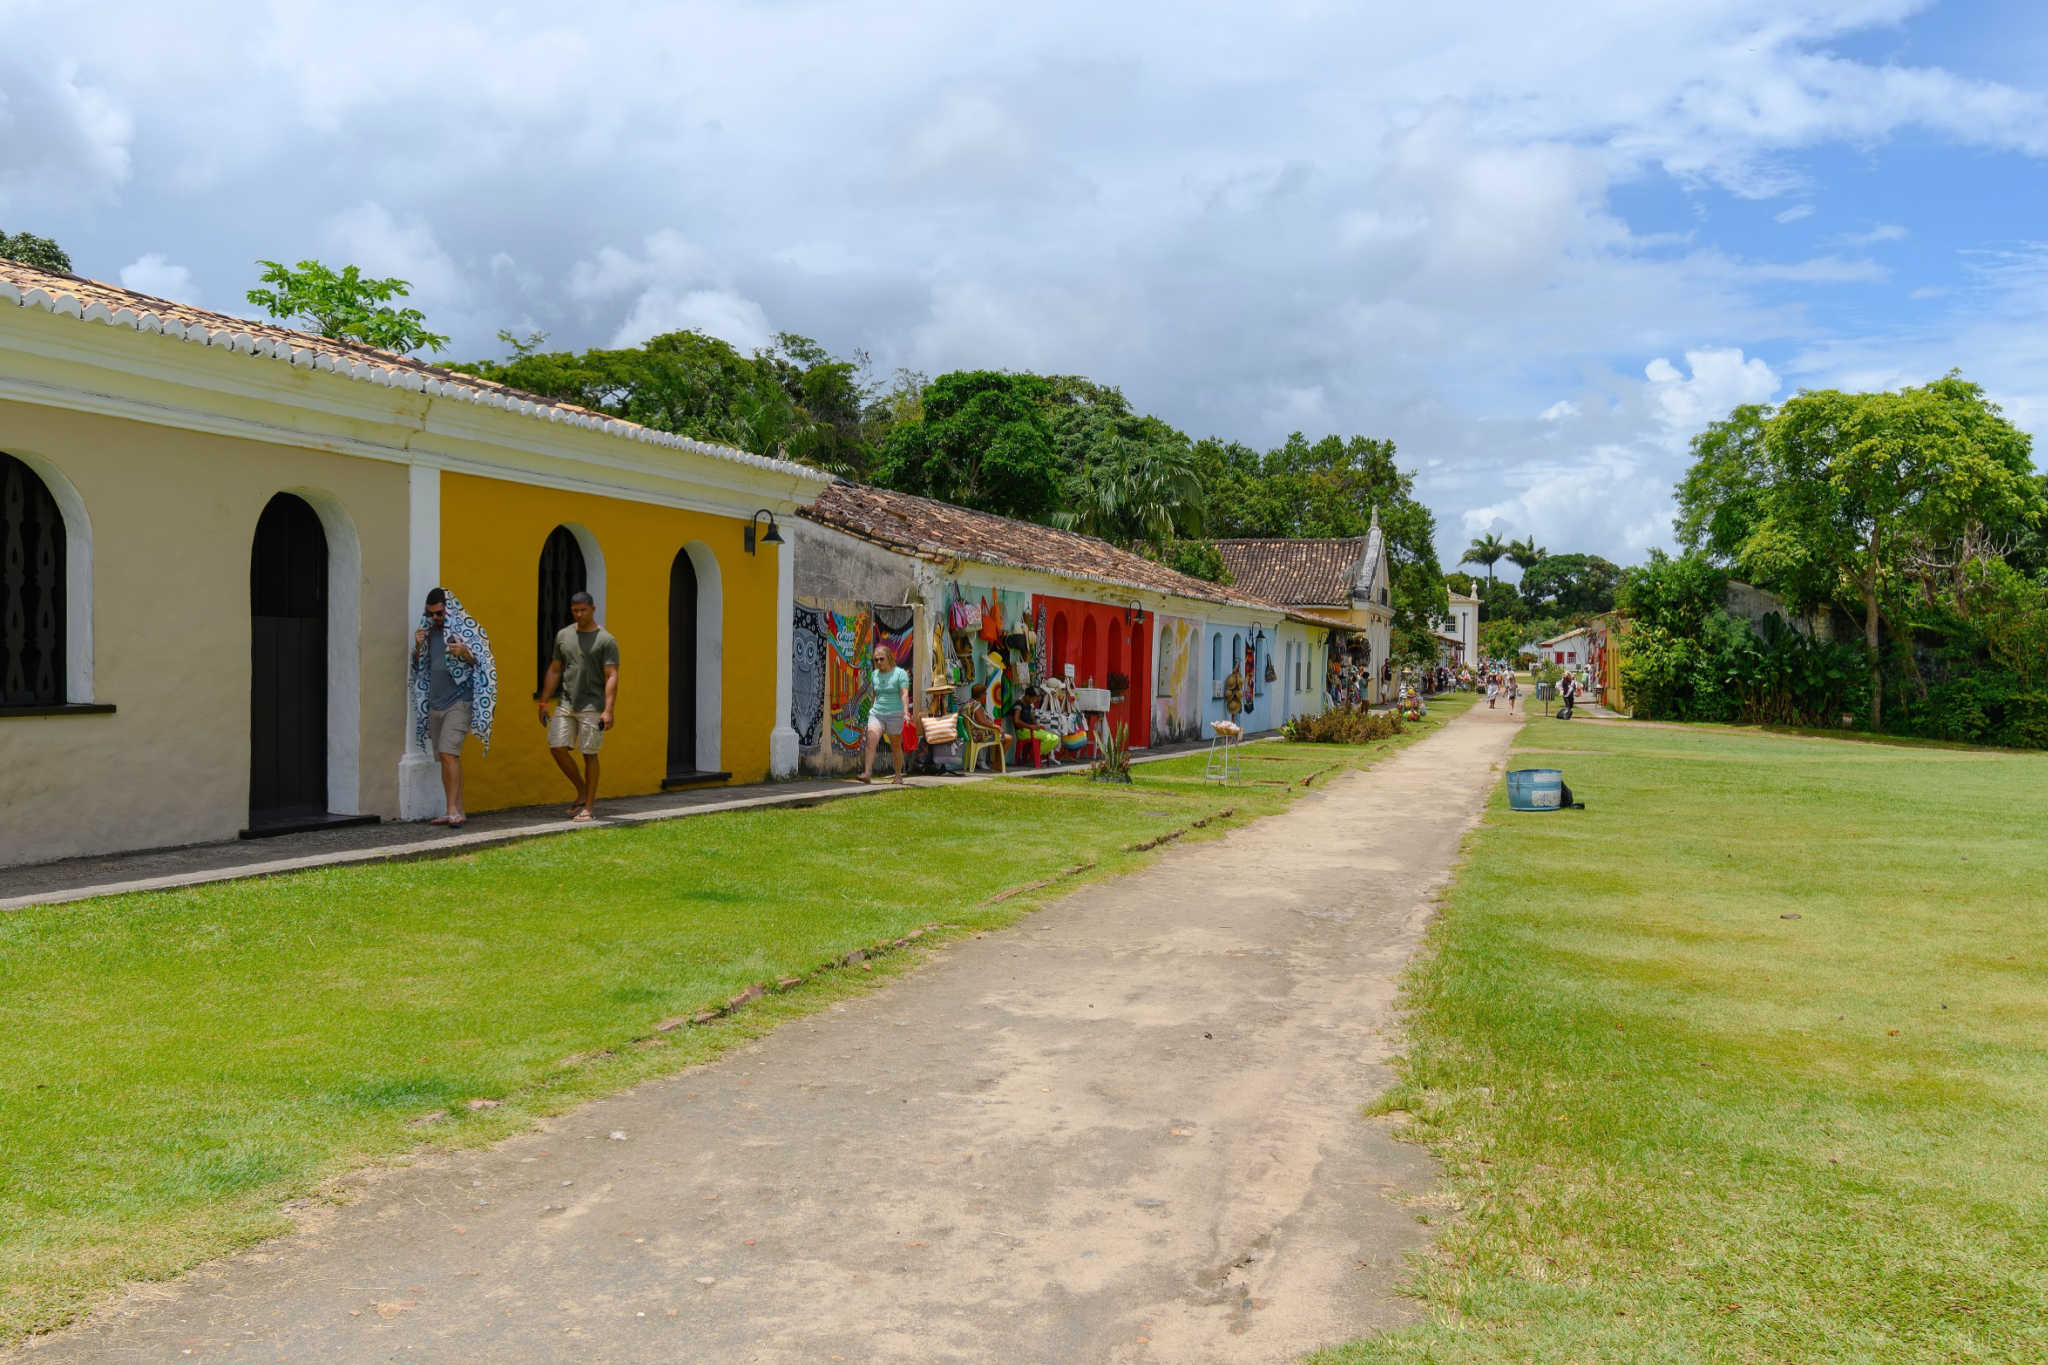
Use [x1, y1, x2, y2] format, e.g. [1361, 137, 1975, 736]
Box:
[1035, 592, 1154, 748]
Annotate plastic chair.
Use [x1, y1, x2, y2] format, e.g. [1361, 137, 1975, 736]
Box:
[959, 707, 1008, 775]
[1014, 732, 1043, 768]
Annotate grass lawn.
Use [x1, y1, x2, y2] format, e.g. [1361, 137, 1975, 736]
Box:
[0, 697, 1470, 1342]
[1317, 715, 2048, 1362]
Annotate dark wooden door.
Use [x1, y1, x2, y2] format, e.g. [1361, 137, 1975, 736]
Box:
[250, 494, 328, 824]
[667, 549, 697, 777]
[536, 525, 587, 696]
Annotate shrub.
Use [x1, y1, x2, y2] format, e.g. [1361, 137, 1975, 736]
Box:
[1283, 706, 1405, 744]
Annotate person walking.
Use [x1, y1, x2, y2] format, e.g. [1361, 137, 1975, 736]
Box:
[409, 587, 496, 828]
[1506, 674, 1520, 714]
[537, 592, 619, 821]
[1486, 673, 1499, 709]
[860, 643, 915, 784]
[1558, 671, 1578, 720]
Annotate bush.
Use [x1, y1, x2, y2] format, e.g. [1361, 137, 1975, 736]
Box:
[1282, 706, 1405, 744]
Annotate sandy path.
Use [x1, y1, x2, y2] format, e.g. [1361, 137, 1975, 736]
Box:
[15, 705, 1520, 1364]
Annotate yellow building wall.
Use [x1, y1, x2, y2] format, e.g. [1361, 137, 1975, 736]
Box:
[438, 471, 779, 811]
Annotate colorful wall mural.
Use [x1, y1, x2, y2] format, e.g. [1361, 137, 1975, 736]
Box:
[1151, 614, 1204, 743]
[790, 599, 917, 774]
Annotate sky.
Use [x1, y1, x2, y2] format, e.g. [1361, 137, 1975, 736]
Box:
[3, 0, 2044, 573]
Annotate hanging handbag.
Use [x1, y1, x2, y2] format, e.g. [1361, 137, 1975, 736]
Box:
[951, 588, 980, 633]
[979, 595, 1003, 644]
[1264, 659, 1278, 684]
[920, 713, 959, 744]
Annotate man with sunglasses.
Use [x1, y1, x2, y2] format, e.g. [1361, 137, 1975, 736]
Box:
[412, 587, 481, 826]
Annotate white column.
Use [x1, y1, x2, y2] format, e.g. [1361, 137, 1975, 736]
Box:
[768, 527, 799, 778]
[398, 464, 443, 817]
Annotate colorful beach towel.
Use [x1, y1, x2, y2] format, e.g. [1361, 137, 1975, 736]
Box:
[409, 591, 498, 753]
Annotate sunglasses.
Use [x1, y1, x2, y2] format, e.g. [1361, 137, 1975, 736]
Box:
[426, 607, 447, 618]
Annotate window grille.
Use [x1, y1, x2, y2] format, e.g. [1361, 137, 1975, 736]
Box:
[0, 453, 65, 707]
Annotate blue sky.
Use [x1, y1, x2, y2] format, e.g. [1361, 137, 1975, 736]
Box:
[2, 0, 2043, 571]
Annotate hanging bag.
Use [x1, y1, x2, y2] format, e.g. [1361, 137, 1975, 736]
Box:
[1264, 659, 1278, 684]
[979, 595, 1003, 644]
[950, 587, 980, 633]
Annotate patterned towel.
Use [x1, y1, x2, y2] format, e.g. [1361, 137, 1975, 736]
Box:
[409, 591, 498, 753]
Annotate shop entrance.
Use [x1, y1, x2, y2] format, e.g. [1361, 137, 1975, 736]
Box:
[248, 493, 328, 830]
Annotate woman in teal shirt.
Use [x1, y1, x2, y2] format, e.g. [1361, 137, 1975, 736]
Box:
[860, 643, 916, 784]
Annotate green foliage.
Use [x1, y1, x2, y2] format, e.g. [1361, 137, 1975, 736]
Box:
[1504, 536, 1546, 572]
[873, 370, 1063, 519]
[1282, 704, 1404, 744]
[1089, 722, 1133, 782]
[245, 259, 449, 355]
[1618, 551, 1867, 726]
[1518, 551, 1620, 618]
[1048, 382, 1206, 548]
[0, 229, 71, 273]
[1479, 616, 1528, 661]
[1462, 532, 1508, 583]
[1157, 539, 1233, 584]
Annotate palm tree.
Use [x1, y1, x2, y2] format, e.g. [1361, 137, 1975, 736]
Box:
[1463, 533, 1509, 585]
[1506, 537, 1546, 574]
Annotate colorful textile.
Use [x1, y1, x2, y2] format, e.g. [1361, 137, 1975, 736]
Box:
[410, 591, 497, 753]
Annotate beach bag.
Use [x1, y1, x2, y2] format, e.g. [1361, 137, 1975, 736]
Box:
[1264, 659, 1278, 684]
[979, 595, 1003, 644]
[920, 714, 959, 744]
[950, 588, 980, 633]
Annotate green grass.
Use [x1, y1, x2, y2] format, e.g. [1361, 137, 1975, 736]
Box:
[0, 700, 1468, 1342]
[1317, 715, 2048, 1363]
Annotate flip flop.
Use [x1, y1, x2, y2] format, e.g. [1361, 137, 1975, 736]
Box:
[571, 810, 594, 823]
[429, 816, 453, 825]
[854, 775, 872, 785]
[446, 817, 466, 829]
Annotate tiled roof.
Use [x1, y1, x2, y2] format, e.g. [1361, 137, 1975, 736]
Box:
[803, 483, 1303, 617]
[0, 259, 828, 484]
[1213, 538, 1374, 606]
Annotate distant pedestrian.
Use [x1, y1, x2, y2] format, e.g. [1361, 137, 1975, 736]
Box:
[537, 591, 619, 821]
[409, 587, 496, 829]
[1486, 675, 1499, 709]
[1559, 672, 1578, 720]
[1506, 675, 1519, 714]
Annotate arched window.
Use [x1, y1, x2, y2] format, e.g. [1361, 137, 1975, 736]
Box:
[536, 525, 587, 696]
[1, 452, 66, 707]
[1210, 631, 1222, 683]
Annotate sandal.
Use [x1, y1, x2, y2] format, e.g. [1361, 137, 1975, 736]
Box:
[571, 809, 594, 823]
[429, 815, 453, 826]
[446, 817, 466, 829]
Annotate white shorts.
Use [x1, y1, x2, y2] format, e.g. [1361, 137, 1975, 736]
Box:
[548, 707, 605, 755]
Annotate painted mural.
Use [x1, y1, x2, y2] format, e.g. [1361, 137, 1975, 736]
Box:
[1151, 614, 1203, 743]
[791, 598, 918, 773]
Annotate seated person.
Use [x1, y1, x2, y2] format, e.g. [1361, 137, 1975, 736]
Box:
[1006, 686, 1063, 763]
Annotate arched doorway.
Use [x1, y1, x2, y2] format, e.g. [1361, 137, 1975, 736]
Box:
[1050, 612, 1069, 680]
[536, 525, 588, 696]
[1108, 619, 1127, 733]
[1080, 617, 1099, 687]
[667, 548, 698, 780]
[249, 493, 328, 829]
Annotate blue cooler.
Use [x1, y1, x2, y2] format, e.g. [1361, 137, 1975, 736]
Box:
[1506, 768, 1566, 811]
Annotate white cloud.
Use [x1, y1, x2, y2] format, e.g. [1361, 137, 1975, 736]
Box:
[1775, 204, 1816, 223]
[0, 56, 132, 207]
[611, 287, 772, 352]
[1839, 223, 1909, 246]
[117, 253, 201, 304]
[1540, 400, 1581, 421]
[1646, 347, 1781, 431]
[323, 201, 461, 305]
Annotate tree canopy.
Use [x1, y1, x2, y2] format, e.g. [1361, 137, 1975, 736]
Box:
[246, 260, 449, 355]
[0, 229, 71, 274]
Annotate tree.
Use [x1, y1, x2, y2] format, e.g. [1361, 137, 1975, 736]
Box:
[1462, 533, 1508, 585]
[246, 259, 449, 355]
[1681, 374, 2040, 730]
[0, 230, 71, 273]
[1048, 388, 1206, 550]
[1505, 537, 1546, 574]
[1519, 552, 1621, 618]
[872, 371, 1063, 520]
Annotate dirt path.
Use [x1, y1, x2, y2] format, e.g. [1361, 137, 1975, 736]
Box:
[15, 706, 1521, 1364]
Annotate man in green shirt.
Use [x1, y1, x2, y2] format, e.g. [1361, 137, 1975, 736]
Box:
[537, 591, 620, 821]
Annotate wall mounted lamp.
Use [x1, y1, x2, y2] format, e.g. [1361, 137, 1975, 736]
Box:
[744, 508, 784, 555]
[1123, 602, 1148, 627]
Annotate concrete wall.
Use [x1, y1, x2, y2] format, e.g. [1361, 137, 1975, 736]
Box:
[792, 521, 919, 605]
[0, 399, 408, 865]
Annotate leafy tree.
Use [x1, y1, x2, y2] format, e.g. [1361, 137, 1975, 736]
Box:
[872, 371, 1063, 520]
[1728, 375, 2039, 729]
[246, 260, 448, 355]
[0, 229, 71, 273]
[1462, 533, 1508, 584]
[1674, 403, 1772, 565]
[1159, 539, 1233, 584]
[1519, 552, 1621, 618]
[1048, 384, 1205, 549]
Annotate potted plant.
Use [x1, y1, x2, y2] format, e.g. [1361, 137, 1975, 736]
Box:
[1106, 670, 1131, 703]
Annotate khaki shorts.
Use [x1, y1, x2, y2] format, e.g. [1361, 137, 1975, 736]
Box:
[427, 701, 471, 756]
[548, 707, 606, 755]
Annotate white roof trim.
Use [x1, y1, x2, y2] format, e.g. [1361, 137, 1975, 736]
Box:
[1, 275, 831, 487]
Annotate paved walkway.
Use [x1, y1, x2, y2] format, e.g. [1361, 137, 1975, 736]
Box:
[9, 708, 1521, 1364]
[0, 734, 1267, 912]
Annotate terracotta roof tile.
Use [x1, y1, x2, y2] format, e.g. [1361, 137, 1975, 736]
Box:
[1213, 538, 1374, 606]
[0, 259, 829, 483]
[803, 483, 1313, 617]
